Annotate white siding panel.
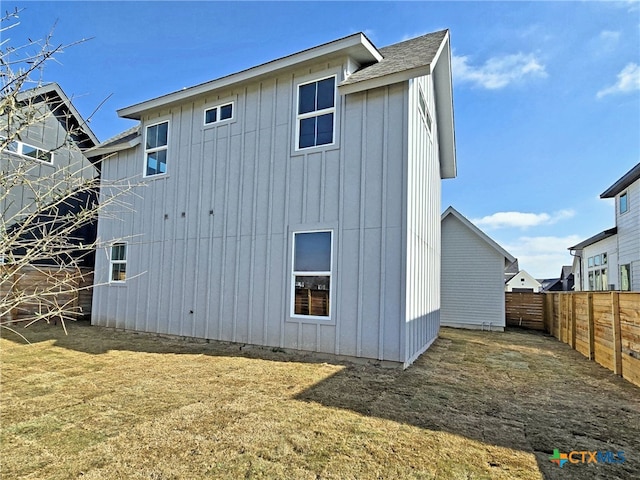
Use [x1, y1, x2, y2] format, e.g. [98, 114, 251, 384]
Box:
[93, 57, 420, 364]
[616, 181, 640, 290]
[441, 215, 506, 329]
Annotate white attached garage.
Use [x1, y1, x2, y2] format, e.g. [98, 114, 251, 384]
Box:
[440, 206, 516, 331]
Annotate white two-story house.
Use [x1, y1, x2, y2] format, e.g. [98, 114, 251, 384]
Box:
[570, 162, 640, 291]
[89, 30, 457, 367]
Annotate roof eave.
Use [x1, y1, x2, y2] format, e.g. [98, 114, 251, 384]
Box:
[16, 83, 100, 147]
[568, 227, 618, 251]
[338, 65, 430, 95]
[85, 136, 141, 158]
[600, 162, 640, 198]
[118, 33, 382, 120]
[442, 206, 516, 263]
[433, 32, 456, 179]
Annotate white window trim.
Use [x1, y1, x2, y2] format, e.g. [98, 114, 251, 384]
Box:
[290, 229, 334, 322]
[1, 136, 54, 165]
[619, 191, 629, 215]
[143, 120, 169, 178]
[109, 242, 127, 284]
[203, 101, 235, 126]
[417, 84, 433, 135]
[294, 74, 337, 152]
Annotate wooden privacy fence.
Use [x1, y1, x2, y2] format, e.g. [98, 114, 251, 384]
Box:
[505, 292, 545, 330]
[505, 291, 640, 387]
[0, 265, 93, 324]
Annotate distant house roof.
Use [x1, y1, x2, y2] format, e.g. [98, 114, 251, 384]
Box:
[560, 265, 573, 279]
[442, 206, 517, 264]
[600, 162, 640, 198]
[539, 278, 562, 292]
[568, 227, 617, 251]
[15, 83, 99, 148]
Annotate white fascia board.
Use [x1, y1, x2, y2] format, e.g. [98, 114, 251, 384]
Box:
[442, 206, 517, 263]
[338, 65, 431, 96]
[432, 35, 456, 179]
[87, 136, 141, 157]
[118, 33, 382, 120]
[17, 82, 101, 146]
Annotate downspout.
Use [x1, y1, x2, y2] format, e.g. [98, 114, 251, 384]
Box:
[569, 249, 582, 291]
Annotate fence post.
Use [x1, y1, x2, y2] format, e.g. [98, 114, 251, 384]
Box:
[588, 293, 595, 360]
[571, 294, 577, 349]
[611, 292, 622, 376]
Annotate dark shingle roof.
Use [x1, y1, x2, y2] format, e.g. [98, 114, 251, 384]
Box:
[600, 162, 640, 198]
[341, 30, 448, 86]
[568, 227, 617, 251]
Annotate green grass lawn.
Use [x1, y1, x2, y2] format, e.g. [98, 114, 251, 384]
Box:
[1, 321, 638, 479]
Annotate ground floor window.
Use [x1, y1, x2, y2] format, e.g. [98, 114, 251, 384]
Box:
[110, 243, 127, 283]
[292, 231, 332, 318]
[620, 264, 631, 291]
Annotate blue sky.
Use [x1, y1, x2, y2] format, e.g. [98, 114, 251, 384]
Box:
[7, 1, 640, 278]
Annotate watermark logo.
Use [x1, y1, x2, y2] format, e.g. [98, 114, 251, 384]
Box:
[550, 449, 568, 467]
[549, 449, 625, 468]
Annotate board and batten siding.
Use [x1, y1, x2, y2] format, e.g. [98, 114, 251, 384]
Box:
[440, 214, 506, 330]
[1, 102, 96, 224]
[403, 75, 441, 365]
[616, 180, 640, 290]
[93, 56, 422, 363]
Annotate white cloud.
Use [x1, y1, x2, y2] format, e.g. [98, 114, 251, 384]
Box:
[452, 52, 548, 89]
[503, 235, 583, 279]
[597, 63, 640, 98]
[599, 30, 621, 43]
[472, 210, 575, 230]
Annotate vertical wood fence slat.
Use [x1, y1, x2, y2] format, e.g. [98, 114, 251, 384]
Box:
[588, 293, 595, 360]
[612, 292, 622, 375]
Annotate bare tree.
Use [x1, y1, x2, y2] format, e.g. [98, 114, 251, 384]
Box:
[1, 9, 137, 339]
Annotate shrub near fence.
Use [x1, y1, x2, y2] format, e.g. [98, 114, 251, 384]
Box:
[545, 292, 640, 388]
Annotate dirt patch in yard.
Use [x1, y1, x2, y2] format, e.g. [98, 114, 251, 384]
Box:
[1, 322, 638, 479]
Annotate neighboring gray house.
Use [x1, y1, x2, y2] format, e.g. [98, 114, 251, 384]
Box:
[570, 162, 640, 291]
[90, 30, 457, 367]
[1, 83, 99, 267]
[441, 206, 516, 331]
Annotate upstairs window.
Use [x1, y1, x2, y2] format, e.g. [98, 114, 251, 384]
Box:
[620, 192, 628, 214]
[204, 102, 234, 125]
[296, 76, 335, 149]
[145, 121, 168, 177]
[292, 231, 332, 319]
[110, 243, 127, 283]
[2, 137, 53, 164]
[418, 88, 432, 133]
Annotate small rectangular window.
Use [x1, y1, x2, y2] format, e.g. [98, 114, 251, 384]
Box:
[588, 257, 594, 267]
[110, 243, 127, 283]
[145, 121, 168, 177]
[204, 102, 234, 125]
[292, 231, 332, 318]
[418, 88, 432, 132]
[296, 76, 336, 150]
[594, 255, 601, 266]
[620, 264, 631, 291]
[620, 192, 628, 214]
[1, 137, 53, 164]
